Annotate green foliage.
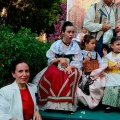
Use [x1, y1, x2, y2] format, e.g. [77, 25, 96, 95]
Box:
[0, 0, 63, 35]
[0, 25, 51, 88]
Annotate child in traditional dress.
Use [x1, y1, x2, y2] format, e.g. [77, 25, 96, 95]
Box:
[37, 21, 82, 112]
[102, 36, 120, 113]
[77, 35, 107, 109]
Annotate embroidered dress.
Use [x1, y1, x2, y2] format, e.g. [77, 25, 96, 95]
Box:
[102, 52, 120, 107]
[77, 50, 107, 109]
[37, 40, 82, 112]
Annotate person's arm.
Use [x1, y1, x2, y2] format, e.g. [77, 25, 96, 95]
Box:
[33, 111, 42, 120]
[46, 41, 64, 65]
[82, 56, 91, 64]
[102, 50, 115, 70]
[117, 8, 120, 25]
[83, 6, 102, 32]
[115, 8, 120, 33]
[0, 89, 12, 120]
[32, 85, 42, 120]
[64, 51, 82, 74]
[97, 52, 108, 70]
[70, 50, 82, 71]
[90, 52, 108, 79]
[46, 48, 68, 68]
[46, 49, 56, 65]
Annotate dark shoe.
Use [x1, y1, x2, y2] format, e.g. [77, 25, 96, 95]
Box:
[113, 107, 119, 112]
[104, 107, 113, 113]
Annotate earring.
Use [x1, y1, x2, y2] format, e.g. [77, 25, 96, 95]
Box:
[13, 75, 15, 78]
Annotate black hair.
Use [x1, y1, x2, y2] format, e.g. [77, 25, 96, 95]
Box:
[61, 21, 74, 32]
[11, 59, 29, 73]
[80, 34, 95, 50]
[110, 36, 120, 44]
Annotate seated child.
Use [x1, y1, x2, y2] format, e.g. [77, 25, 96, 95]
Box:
[102, 36, 120, 113]
[77, 35, 107, 109]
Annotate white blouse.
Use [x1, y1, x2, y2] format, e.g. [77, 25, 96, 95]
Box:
[103, 52, 120, 86]
[46, 40, 82, 70]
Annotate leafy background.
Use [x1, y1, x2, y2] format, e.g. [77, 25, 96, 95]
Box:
[0, 0, 64, 36]
[0, 0, 66, 88]
[0, 25, 51, 88]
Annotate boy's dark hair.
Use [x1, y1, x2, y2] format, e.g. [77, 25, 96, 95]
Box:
[61, 21, 74, 32]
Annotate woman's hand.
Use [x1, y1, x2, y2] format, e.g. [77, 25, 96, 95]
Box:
[59, 58, 68, 69]
[33, 111, 42, 120]
[64, 66, 72, 74]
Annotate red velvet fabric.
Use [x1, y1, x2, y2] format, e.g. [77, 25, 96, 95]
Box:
[20, 88, 34, 120]
[38, 64, 79, 105]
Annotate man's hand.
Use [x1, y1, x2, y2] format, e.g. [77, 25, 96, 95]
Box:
[102, 24, 111, 32]
[115, 25, 120, 33]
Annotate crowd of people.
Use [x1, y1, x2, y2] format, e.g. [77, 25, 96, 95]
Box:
[0, 0, 120, 119]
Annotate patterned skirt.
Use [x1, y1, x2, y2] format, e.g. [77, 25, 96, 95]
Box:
[37, 64, 80, 111]
[102, 86, 120, 107]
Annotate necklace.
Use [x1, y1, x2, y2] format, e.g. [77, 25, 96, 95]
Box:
[62, 40, 70, 46]
[113, 51, 119, 54]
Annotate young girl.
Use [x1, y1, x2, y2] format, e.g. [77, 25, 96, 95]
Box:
[77, 35, 107, 109]
[37, 21, 82, 112]
[102, 36, 120, 113]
